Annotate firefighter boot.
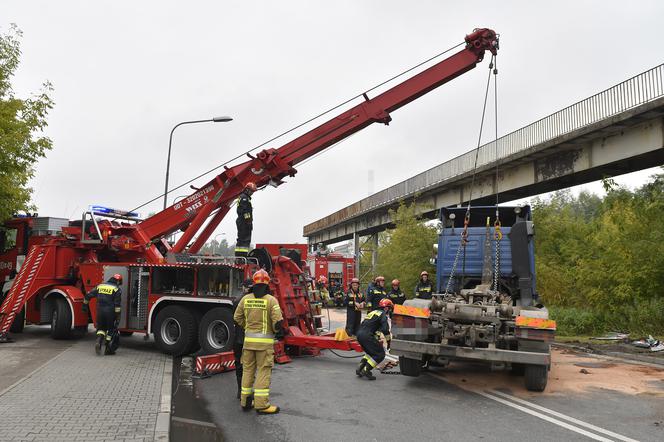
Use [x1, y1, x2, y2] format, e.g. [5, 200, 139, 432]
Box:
[256, 405, 280, 415]
[95, 332, 105, 356]
[104, 343, 115, 355]
[356, 359, 366, 377]
[241, 395, 254, 412]
[361, 365, 376, 380]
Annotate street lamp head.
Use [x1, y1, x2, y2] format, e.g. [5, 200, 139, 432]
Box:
[213, 116, 233, 123]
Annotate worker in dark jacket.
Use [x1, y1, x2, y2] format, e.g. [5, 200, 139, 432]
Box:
[83, 274, 122, 355]
[414, 271, 433, 299]
[366, 276, 387, 309]
[233, 278, 253, 399]
[234, 182, 257, 257]
[355, 298, 394, 380]
[388, 279, 406, 305]
[344, 278, 365, 336]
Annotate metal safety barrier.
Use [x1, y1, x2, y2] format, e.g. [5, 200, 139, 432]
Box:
[305, 63, 664, 235]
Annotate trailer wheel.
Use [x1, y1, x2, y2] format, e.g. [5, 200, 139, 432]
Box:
[50, 298, 72, 340]
[524, 364, 548, 391]
[399, 356, 422, 377]
[154, 305, 198, 356]
[198, 307, 235, 354]
[10, 306, 25, 333]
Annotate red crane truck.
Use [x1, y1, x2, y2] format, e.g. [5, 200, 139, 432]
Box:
[0, 28, 499, 358]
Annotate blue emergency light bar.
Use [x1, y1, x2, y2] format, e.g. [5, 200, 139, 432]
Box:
[89, 205, 139, 218]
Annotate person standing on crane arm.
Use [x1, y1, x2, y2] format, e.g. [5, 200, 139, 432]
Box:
[233, 269, 285, 414]
[234, 182, 257, 257]
[355, 298, 394, 380]
[344, 278, 365, 336]
[415, 271, 433, 299]
[83, 274, 122, 355]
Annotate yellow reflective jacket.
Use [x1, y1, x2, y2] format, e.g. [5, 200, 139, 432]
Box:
[233, 293, 283, 350]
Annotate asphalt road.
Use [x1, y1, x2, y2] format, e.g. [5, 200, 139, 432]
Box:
[185, 310, 664, 442]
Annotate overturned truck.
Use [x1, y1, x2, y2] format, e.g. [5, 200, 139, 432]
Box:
[390, 206, 556, 392]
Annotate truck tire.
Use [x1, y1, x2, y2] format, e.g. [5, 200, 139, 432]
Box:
[399, 356, 422, 377]
[10, 306, 25, 333]
[50, 298, 72, 340]
[154, 305, 198, 356]
[198, 307, 235, 354]
[120, 331, 134, 337]
[524, 364, 548, 392]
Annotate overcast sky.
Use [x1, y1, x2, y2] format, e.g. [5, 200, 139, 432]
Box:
[5, 1, 664, 247]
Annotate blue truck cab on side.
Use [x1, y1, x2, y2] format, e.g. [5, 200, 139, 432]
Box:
[436, 205, 538, 306]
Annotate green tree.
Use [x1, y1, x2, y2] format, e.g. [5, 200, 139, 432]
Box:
[0, 24, 54, 221]
[376, 201, 437, 297]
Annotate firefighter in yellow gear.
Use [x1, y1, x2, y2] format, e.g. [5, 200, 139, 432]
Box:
[233, 269, 285, 414]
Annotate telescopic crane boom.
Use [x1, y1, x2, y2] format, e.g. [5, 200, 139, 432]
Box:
[91, 28, 497, 263]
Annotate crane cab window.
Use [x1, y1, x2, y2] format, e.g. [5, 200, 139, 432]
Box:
[151, 267, 194, 295]
[197, 266, 243, 298]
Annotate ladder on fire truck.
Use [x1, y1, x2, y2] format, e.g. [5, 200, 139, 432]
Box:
[0, 245, 55, 341]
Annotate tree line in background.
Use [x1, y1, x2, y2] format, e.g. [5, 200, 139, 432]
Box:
[532, 172, 664, 336]
[358, 201, 438, 297]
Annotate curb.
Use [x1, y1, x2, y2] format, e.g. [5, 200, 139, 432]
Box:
[154, 356, 173, 442]
[553, 342, 664, 367]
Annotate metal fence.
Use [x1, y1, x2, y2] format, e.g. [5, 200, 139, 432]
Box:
[305, 63, 664, 235]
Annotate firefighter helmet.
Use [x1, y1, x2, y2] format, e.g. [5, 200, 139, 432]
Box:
[112, 273, 123, 284]
[350, 278, 360, 284]
[245, 182, 257, 192]
[318, 275, 328, 284]
[375, 276, 385, 282]
[378, 298, 394, 309]
[420, 271, 429, 278]
[252, 269, 270, 285]
[391, 279, 400, 286]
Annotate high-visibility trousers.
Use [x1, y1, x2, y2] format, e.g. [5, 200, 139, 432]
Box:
[235, 219, 252, 255]
[96, 307, 116, 341]
[240, 347, 275, 409]
[357, 330, 385, 369]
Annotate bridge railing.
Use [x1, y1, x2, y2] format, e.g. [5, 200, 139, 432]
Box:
[305, 63, 664, 235]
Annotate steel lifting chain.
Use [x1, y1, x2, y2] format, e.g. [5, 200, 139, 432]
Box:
[444, 212, 470, 295]
[493, 215, 502, 292]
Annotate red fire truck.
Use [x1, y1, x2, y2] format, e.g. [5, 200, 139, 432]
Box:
[0, 29, 499, 357]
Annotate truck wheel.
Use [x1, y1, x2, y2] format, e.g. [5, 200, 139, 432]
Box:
[524, 364, 548, 392]
[154, 305, 198, 356]
[50, 298, 72, 340]
[120, 331, 134, 337]
[198, 307, 235, 354]
[399, 356, 422, 377]
[10, 306, 25, 333]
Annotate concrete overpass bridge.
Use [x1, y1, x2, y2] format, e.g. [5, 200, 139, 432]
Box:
[304, 63, 664, 268]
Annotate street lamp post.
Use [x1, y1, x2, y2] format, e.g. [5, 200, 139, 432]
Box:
[213, 233, 226, 255]
[163, 116, 233, 209]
